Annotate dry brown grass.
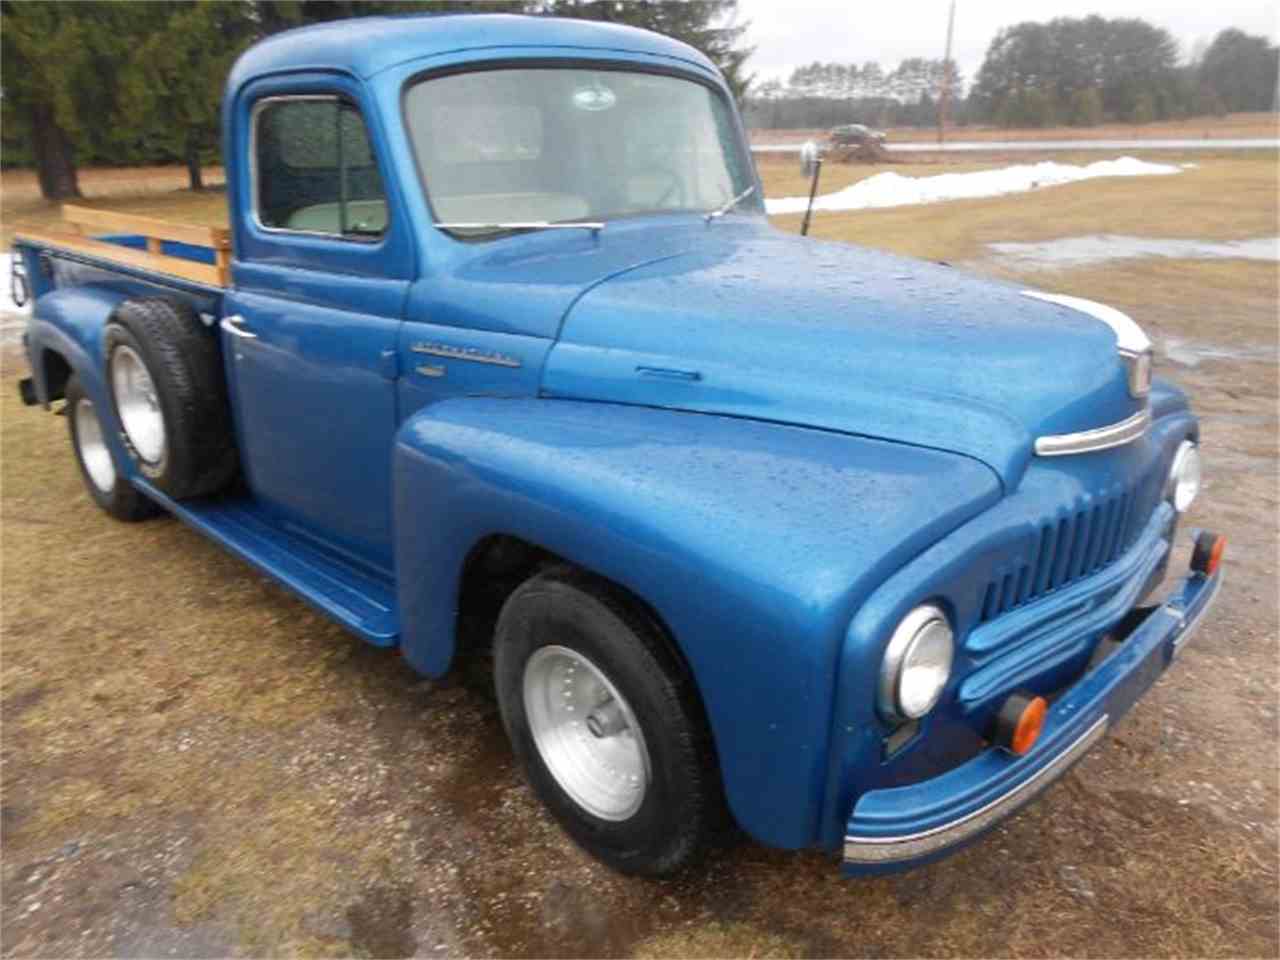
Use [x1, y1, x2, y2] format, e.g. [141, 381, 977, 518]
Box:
[0, 166, 228, 246]
[761, 153, 1280, 264]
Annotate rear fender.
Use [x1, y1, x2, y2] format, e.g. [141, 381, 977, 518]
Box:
[27, 284, 163, 473]
[392, 397, 1000, 849]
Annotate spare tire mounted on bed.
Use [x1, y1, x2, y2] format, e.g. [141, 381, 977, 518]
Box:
[104, 297, 238, 500]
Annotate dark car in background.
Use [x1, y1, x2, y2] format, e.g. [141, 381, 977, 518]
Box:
[830, 122, 887, 146]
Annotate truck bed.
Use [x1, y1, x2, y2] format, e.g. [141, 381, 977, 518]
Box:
[12, 205, 230, 289]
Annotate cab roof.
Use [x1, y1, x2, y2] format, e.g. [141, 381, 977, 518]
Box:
[227, 13, 717, 89]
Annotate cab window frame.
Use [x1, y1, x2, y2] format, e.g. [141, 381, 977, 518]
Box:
[249, 93, 391, 244]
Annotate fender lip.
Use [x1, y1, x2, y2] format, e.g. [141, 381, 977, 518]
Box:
[1034, 407, 1150, 457]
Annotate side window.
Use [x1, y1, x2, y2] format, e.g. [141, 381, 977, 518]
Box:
[254, 97, 388, 239]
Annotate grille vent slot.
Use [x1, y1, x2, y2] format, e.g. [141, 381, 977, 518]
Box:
[979, 483, 1149, 623]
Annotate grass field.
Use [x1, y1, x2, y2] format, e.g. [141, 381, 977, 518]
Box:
[0, 166, 229, 247]
[2, 149, 1277, 957]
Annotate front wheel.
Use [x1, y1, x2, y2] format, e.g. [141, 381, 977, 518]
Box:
[494, 567, 722, 876]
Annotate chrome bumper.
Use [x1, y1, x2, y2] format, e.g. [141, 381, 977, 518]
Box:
[842, 562, 1223, 873]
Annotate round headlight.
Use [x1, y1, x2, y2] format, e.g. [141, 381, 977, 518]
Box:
[879, 605, 954, 721]
[1167, 441, 1201, 513]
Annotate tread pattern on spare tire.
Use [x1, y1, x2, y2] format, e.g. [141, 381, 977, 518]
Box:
[106, 297, 238, 499]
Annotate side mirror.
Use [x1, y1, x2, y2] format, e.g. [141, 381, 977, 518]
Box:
[799, 141, 824, 237]
[799, 140, 822, 179]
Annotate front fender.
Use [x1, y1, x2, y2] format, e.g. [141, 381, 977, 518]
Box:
[392, 398, 1001, 849]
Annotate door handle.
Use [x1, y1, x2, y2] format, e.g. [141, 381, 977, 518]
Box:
[220, 315, 257, 339]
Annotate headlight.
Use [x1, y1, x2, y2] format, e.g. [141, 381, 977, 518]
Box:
[1167, 440, 1201, 513]
[878, 605, 954, 721]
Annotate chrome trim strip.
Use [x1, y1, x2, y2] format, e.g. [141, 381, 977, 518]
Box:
[1035, 408, 1150, 457]
[844, 715, 1110, 864]
[410, 341, 522, 368]
[433, 221, 605, 233]
[1171, 568, 1223, 656]
[1021, 291, 1151, 354]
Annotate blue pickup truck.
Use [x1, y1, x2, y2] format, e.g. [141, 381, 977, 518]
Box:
[14, 14, 1224, 877]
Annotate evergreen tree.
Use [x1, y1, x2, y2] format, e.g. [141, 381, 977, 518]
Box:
[1069, 88, 1104, 127]
[1128, 91, 1156, 124]
[538, 1, 754, 99]
[1198, 29, 1280, 113]
[117, 2, 258, 191]
[973, 15, 1179, 124]
[1, 1, 154, 198]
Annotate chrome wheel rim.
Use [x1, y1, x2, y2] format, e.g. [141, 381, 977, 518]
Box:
[74, 397, 116, 493]
[110, 345, 165, 464]
[523, 645, 650, 821]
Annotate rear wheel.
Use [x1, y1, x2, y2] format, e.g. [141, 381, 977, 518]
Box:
[494, 567, 722, 876]
[104, 297, 237, 499]
[66, 375, 158, 522]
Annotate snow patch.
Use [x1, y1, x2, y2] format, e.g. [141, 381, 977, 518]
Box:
[987, 235, 1279, 269]
[765, 156, 1182, 215]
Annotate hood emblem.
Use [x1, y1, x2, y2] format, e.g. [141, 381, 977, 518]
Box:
[411, 341, 521, 369]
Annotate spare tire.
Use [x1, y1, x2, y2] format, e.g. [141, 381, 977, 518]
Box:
[104, 297, 237, 499]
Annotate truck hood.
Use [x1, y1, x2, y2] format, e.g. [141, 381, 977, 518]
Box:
[543, 221, 1141, 489]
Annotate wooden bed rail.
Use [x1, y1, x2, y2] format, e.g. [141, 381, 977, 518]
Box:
[11, 205, 231, 288]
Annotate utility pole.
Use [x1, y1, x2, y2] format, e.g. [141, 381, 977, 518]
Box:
[937, 0, 957, 145]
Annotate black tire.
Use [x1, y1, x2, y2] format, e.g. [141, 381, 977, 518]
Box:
[103, 297, 237, 499]
[65, 375, 159, 522]
[494, 566, 722, 876]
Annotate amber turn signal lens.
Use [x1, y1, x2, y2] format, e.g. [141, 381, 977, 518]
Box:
[992, 690, 1049, 756]
[1191, 530, 1227, 577]
[1010, 696, 1048, 756]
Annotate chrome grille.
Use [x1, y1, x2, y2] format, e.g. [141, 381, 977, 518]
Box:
[978, 478, 1154, 623]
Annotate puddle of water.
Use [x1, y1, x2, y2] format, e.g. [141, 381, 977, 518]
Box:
[1163, 336, 1279, 368]
[987, 234, 1279, 269]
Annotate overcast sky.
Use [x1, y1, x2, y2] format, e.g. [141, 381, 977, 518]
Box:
[736, 0, 1280, 86]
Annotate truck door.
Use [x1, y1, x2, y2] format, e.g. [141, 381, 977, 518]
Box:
[222, 86, 413, 573]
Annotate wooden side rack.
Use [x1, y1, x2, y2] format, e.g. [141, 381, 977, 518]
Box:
[12, 205, 231, 288]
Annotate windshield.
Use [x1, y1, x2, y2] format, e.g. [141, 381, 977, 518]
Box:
[404, 67, 757, 236]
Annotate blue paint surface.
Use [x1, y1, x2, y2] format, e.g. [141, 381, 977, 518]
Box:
[14, 13, 1217, 869]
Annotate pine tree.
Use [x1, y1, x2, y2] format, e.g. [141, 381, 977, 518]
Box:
[1, 1, 150, 198]
[117, 2, 258, 191]
[1069, 88, 1104, 127]
[537, 1, 754, 100]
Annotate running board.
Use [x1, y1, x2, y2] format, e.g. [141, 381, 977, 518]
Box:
[134, 480, 399, 646]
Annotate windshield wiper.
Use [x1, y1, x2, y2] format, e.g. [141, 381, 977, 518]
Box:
[704, 184, 757, 223]
[434, 221, 605, 237]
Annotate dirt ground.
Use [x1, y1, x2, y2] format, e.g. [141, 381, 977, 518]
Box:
[1, 154, 1277, 958]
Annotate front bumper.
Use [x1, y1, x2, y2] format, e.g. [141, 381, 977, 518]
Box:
[842, 559, 1223, 874]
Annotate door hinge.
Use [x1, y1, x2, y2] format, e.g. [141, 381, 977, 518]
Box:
[379, 348, 399, 381]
